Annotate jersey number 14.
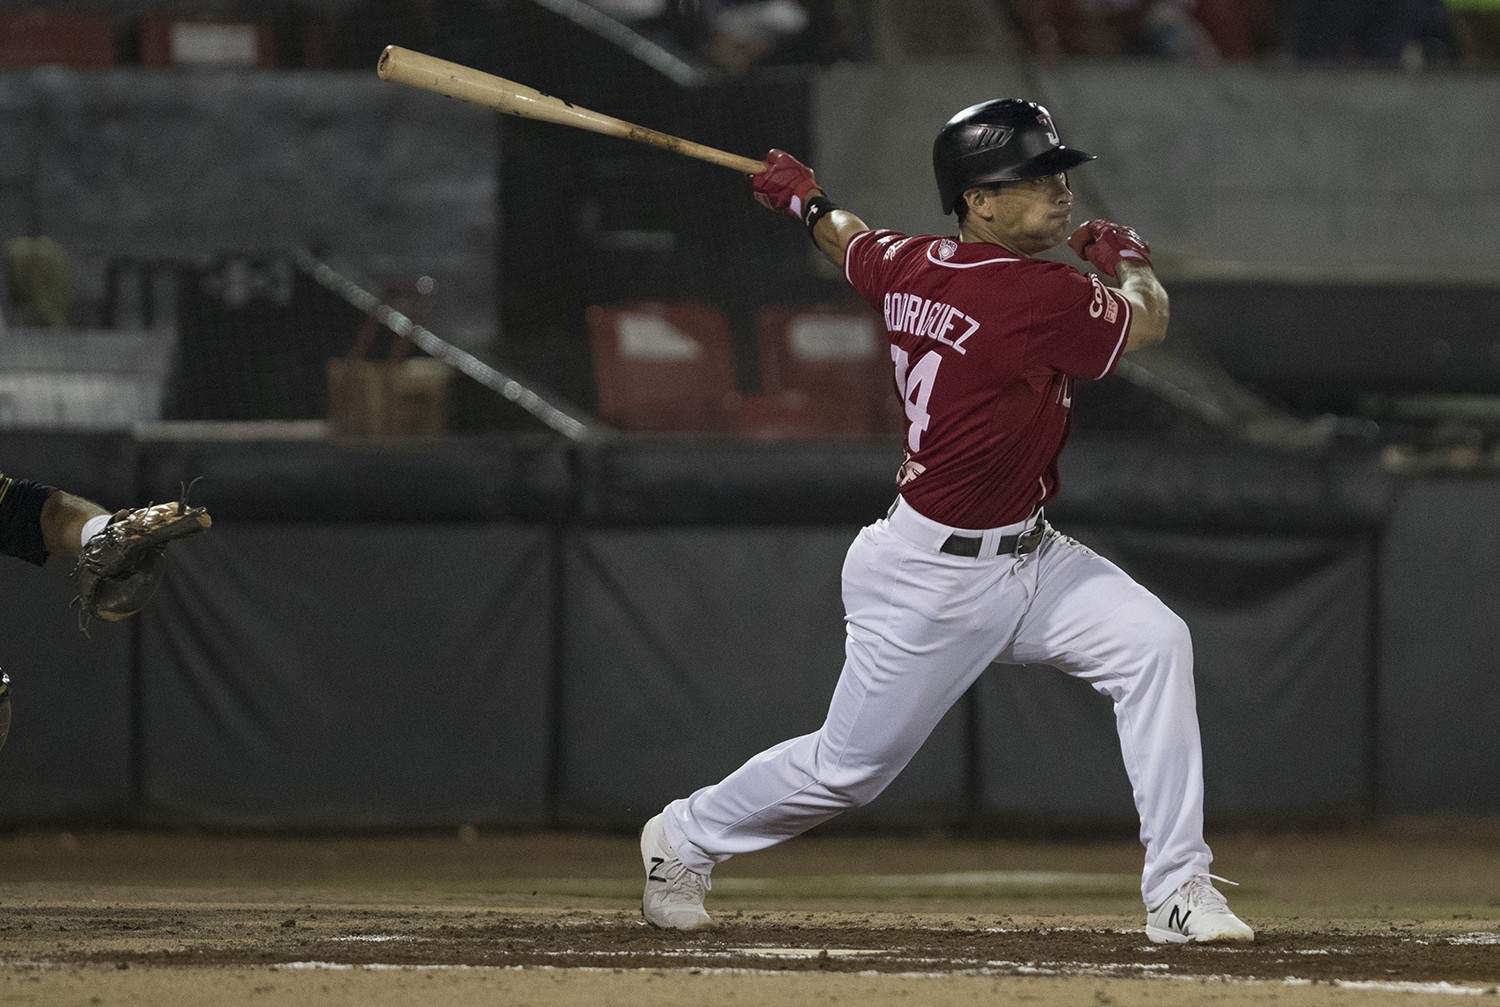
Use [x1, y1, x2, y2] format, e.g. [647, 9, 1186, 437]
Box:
[891, 346, 941, 454]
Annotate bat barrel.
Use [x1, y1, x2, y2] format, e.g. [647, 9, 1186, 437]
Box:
[377, 45, 766, 175]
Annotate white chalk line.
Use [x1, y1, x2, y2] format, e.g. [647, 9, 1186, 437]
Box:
[1433, 933, 1500, 946]
[5, 956, 1496, 994]
[723, 947, 885, 958]
[1285, 978, 1500, 996]
[270, 962, 1500, 994]
[717, 869, 1137, 894]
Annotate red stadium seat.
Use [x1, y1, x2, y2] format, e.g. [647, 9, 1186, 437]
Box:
[587, 302, 871, 438]
[140, 15, 275, 68]
[586, 302, 744, 433]
[0, 11, 115, 67]
[757, 303, 900, 436]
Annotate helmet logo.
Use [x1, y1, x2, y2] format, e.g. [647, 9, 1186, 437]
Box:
[1037, 113, 1060, 146]
[974, 126, 1013, 150]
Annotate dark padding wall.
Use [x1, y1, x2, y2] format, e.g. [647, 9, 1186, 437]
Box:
[974, 527, 1376, 826]
[0, 433, 140, 825]
[1377, 478, 1500, 815]
[0, 556, 134, 823]
[555, 525, 968, 831]
[128, 432, 570, 828]
[550, 435, 1390, 832]
[137, 522, 556, 829]
[15, 430, 1500, 831]
[558, 437, 968, 829]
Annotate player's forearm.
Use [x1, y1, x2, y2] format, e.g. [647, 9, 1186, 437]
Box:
[1116, 262, 1169, 351]
[40, 490, 110, 559]
[811, 207, 870, 268]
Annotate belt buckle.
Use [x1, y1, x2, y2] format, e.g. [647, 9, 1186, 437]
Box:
[1013, 521, 1046, 556]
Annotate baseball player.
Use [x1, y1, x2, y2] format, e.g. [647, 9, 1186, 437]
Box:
[0, 471, 210, 752]
[639, 98, 1254, 944]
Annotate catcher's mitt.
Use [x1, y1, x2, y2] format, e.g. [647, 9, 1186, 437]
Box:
[72, 489, 211, 630]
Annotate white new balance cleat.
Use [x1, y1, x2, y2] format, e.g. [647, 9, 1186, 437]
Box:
[640, 813, 711, 930]
[1146, 874, 1255, 944]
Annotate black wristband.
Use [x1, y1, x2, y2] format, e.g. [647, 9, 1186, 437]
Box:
[803, 195, 838, 239]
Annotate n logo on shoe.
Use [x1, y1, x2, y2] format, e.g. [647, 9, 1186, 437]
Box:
[648, 856, 667, 883]
[1168, 905, 1192, 932]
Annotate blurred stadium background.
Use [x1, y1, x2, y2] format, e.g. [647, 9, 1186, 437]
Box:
[0, 0, 1498, 838]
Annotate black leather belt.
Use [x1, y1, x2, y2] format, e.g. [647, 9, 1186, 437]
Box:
[940, 520, 1048, 558]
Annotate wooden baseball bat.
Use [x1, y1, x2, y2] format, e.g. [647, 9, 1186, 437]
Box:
[377, 45, 767, 175]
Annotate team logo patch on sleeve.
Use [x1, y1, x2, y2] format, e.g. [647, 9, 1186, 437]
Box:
[1087, 274, 1119, 324]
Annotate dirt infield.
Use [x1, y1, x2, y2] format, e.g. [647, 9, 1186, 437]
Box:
[2, 822, 1498, 1005]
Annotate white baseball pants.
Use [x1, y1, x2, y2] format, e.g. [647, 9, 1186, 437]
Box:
[663, 496, 1213, 910]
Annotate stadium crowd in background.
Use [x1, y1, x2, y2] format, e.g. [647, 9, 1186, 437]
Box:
[1290, 0, 1462, 67]
[3, 0, 1495, 71]
[583, 0, 867, 70]
[998, 0, 1468, 65]
[574, 0, 1498, 68]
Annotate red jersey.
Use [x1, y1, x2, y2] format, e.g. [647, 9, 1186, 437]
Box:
[845, 230, 1133, 528]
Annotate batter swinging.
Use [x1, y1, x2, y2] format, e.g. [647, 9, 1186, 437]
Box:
[640, 98, 1254, 944]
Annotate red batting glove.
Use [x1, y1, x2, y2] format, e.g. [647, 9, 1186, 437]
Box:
[752, 149, 821, 221]
[1067, 219, 1152, 277]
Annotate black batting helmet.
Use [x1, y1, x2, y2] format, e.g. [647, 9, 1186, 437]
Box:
[933, 98, 1096, 215]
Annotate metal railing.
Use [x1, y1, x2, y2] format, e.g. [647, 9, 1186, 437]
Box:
[295, 250, 604, 443]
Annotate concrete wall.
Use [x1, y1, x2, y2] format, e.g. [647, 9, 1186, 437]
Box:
[813, 62, 1500, 283]
[0, 68, 496, 347]
[5, 58, 1496, 363]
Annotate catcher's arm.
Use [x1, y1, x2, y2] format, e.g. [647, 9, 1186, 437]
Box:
[0, 472, 122, 565]
[40, 490, 112, 559]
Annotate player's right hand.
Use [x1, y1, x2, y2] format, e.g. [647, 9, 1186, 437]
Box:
[752, 149, 822, 220]
[1067, 219, 1152, 277]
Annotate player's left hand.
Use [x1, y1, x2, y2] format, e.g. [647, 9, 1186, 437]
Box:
[1068, 219, 1152, 277]
[752, 149, 822, 220]
[72, 488, 211, 631]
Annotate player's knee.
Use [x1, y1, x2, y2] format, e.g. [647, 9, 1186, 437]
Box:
[825, 780, 886, 810]
[819, 764, 895, 809]
[1159, 608, 1192, 657]
[1119, 599, 1192, 662]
